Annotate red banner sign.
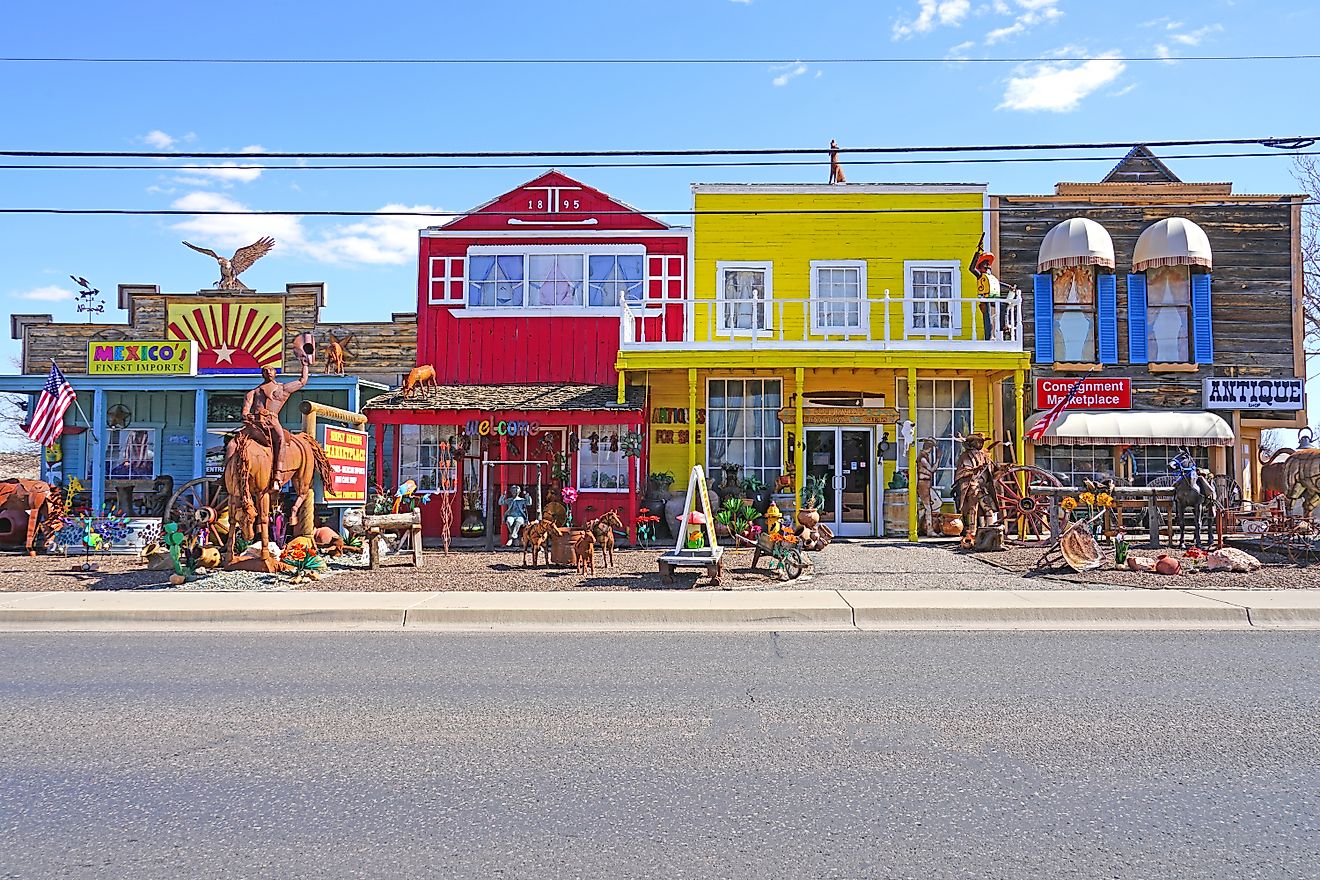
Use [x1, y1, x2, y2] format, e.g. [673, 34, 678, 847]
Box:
[1035, 378, 1131, 410]
[320, 426, 368, 505]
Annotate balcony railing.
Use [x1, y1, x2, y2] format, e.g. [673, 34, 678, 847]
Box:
[620, 291, 1024, 352]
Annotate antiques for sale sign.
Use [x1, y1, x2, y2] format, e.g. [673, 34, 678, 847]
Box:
[1203, 377, 1305, 410]
[1034, 378, 1131, 410]
[320, 426, 368, 505]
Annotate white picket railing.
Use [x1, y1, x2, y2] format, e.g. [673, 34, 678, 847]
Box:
[620, 290, 1024, 352]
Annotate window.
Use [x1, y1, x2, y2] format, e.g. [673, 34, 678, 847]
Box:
[588, 255, 644, 306]
[577, 425, 631, 492]
[716, 263, 772, 333]
[811, 261, 866, 332]
[1126, 445, 1208, 487]
[1051, 265, 1097, 362]
[895, 377, 973, 499]
[706, 378, 784, 489]
[1032, 445, 1116, 487]
[1145, 265, 1192, 363]
[466, 247, 646, 310]
[398, 425, 445, 492]
[105, 428, 156, 480]
[905, 261, 960, 334]
[468, 255, 524, 307]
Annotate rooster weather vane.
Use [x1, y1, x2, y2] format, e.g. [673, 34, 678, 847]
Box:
[182, 236, 275, 290]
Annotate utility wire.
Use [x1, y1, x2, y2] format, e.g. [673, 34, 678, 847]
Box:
[3, 150, 1320, 173]
[2, 136, 1316, 160]
[2, 54, 1318, 65]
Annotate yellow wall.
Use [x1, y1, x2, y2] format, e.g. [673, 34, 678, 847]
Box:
[691, 188, 987, 344]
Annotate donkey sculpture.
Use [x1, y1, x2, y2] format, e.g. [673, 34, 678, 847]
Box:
[1168, 449, 1218, 548]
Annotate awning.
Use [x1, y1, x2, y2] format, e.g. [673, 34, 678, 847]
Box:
[1132, 217, 1213, 272]
[363, 382, 645, 412]
[1025, 410, 1233, 446]
[1037, 217, 1116, 272]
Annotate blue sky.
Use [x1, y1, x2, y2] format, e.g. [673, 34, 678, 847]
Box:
[1, 0, 1316, 412]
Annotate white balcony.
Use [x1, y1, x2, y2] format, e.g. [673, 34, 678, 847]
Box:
[620, 291, 1025, 352]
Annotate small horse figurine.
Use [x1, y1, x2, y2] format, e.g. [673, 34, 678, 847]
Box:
[583, 509, 625, 569]
[521, 515, 557, 568]
[1168, 449, 1217, 548]
[574, 529, 597, 576]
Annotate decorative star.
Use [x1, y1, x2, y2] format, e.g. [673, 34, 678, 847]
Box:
[212, 344, 237, 364]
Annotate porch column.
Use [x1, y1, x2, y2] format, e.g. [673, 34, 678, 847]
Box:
[373, 422, 385, 491]
[687, 368, 698, 476]
[1013, 369, 1026, 469]
[90, 388, 107, 510]
[793, 367, 805, 505]
[192, 388, 207, 480]
[617, 370, 627, 406]
[907, 367, 918, 542]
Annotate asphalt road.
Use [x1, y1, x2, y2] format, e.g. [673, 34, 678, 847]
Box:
[2, 633, 1318, 880]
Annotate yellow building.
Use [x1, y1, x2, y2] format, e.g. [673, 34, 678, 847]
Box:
[616, 184, 1031, 540]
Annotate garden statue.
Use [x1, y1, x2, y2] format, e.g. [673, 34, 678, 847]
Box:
[325, 332, 352, 376]
[182, 237, 276, 290]
[147, 475, 175, 517]
[499, 484, 532, 546]
[915, 438, 943, 536]
[828, 138, 846, 184]
[969, 235, 1018, 342]
[1168, 450, 1218, 547]
[952, 432, 1001, 546]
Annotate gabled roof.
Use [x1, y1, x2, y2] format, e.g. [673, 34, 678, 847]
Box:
[1101, 145, 1182, 184]
[432, 171, 673, 234]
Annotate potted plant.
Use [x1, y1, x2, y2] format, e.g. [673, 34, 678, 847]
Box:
[739, 475, 771, 514]
[714, 496, 756, 544]
[798, 475, 828, 528]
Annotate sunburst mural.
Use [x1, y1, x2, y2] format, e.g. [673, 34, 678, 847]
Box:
[165, 300, 285, 375]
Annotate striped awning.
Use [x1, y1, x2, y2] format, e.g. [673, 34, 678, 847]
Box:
[1025, 410, 1233, 446]
[1037, 218, 1116, 272]
[1132, 217, 1213, 272]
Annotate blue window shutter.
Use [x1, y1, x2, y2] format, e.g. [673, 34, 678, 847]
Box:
[1096, 273, 1118, 364]
[1127, 273, 1148, 364]
[1191, 273, 1214, 363]
[1033, 273, 1054, 363]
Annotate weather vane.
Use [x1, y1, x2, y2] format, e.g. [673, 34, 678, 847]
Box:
[70, 276, 103, 323]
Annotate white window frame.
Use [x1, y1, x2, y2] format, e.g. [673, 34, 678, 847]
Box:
[576, 425, 632, 493]
[460, 244, 646, 315]
[894, 377, 973, 501]
[704, 377, 784, 489]
[904, 260, 962, 336]
[427, 256, 465, 305]
[715, 261, 774, 336]
[398, 424, 446, 494]
[809, 260, 867, 333]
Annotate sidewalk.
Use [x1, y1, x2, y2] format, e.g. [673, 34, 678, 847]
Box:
[2, 588, 1319, 631]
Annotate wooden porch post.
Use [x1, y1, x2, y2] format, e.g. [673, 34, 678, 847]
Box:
[373, 422, 385, 492]
[687, 368, 698, 476]
[617, 369, 627, 406]
[1013, 369, 1026, 469]
[907, 367, 918, 542]
[793, 367, 805, 505]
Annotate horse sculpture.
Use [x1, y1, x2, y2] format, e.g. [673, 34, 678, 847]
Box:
[223, 430, 333, 565]
[0, 479, 53, 554]
[1168, 449, 1218, 547]
[583, 509, 625, 569]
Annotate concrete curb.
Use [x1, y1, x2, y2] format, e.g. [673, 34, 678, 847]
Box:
[0, 589, 1315, 632]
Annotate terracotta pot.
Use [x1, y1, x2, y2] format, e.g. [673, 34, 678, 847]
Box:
[1155, 554, 1181, 576]
[796, 506, 820, 529]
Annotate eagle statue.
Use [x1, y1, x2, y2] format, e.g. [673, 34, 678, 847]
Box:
[182, 237, 276, 290]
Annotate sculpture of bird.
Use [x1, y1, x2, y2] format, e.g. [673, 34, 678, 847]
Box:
[70, 275, 92, 290]
[182, 236, 276, 290]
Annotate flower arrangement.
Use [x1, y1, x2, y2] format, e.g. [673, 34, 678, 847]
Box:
[280, 537, 326, 584]
[764, 529, 801, 578]
[636, 510, 661, 548]
[1061, 491, 1113, 538]
[1183, 546, 1209, 570]
[714, 496, 756, 544]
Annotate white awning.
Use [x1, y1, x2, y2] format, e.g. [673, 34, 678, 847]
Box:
[1132, 217, 1213, 272]
[1037, 218, 1116, 272]
[1025, 410, 1233, 446]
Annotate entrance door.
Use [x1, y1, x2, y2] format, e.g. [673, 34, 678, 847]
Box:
[805, 427, 875, 537]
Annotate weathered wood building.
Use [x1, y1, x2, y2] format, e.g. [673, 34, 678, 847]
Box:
[992, 146, 1307, 497]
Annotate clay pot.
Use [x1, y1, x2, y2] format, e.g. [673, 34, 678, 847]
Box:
[1155, 554, 1181, 576]
[940, 516, 964, 537]
[796, 506, 821, 529]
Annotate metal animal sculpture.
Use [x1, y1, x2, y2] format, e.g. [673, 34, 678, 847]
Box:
[521, 515, 556, 568]
[1168, 450, 1218, 547]
[224, 431, 333, 564]
[584, 509, 624, 569]
[1276, 448, 1320, 518]
[325, 332, 352, 376]
[828, 139, 846, 184]
[182, 237, 276, 290]
[402, 365, 438, 398]
[0, 479, 53, 554]
[574, 528, 597, 576]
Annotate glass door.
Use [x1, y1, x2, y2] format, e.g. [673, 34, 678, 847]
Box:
[804, 428, 838, 525]
[804, 427, 875, 537]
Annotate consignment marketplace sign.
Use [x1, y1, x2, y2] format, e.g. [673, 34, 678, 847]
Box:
[1035, 378, 1131, 410]
[320, 426, 368, 505]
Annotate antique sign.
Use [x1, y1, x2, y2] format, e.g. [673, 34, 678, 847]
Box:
[1035, 378, 1131, 410]
[320, 426, 368, 505]
[87, 340, 196, 376]
[776, 406, 900, 426]
[166, 300, 285, 375]
[1203, 378, 1305, 411]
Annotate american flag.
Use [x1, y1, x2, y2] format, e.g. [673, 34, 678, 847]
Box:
[1026, 375, 1086, 442]
[26, 363, 76, 449]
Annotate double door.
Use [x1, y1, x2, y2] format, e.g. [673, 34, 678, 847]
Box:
[804, 427, 876, 537]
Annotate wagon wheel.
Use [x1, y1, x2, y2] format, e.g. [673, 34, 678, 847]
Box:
[164, 478, 225, 533]
[782, 547, 805, 580]
[994, 465, 1063, 545]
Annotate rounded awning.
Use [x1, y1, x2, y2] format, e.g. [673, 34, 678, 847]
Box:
[1036, 218, 1116, 272]
[1024, 410, 1233, 446]
[1132, 217, 1213, 272]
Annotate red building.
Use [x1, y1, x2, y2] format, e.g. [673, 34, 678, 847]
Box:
[365, 172, 689, 544]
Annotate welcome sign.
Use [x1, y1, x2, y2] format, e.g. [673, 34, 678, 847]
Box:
[87, 340, 197, 375]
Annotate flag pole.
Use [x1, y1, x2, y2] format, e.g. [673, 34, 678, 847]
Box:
[51, 358, 99, 445]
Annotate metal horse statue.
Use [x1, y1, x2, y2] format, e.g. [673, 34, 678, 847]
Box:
[1168, 449, 1217, 547]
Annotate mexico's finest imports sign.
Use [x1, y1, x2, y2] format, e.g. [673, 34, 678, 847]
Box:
[1204, 377, 1305, 411]
[1035, 378, 1131, 410]
[320, 426, 368, 505]
[87, 340, 196, 375]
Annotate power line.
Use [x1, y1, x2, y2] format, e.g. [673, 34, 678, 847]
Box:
[2, 136, 1316, 160]
[2, 150, 1319, 173]
[1, 54, 1317, 65]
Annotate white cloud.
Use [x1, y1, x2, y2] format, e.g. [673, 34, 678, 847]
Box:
[304, 205, 452, 266]
[893, 0, 971, 39]
[998, 51, 1126, 112]
[947, 40, 976, 58]
[1171, 23, 1223, 45]
[984, 0, 1061, 44]
[770, 61, 809, 86]
[15, 285, 72, 302]
[171, 191, 306, 254]
[141, 130, 177, 150]
[729, 0, 752, 4]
